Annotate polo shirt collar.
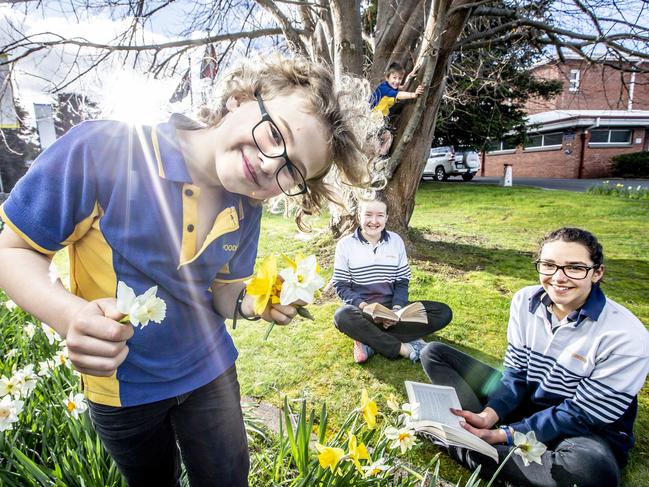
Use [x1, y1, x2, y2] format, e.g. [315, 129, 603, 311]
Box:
[353, 227, 390, 244]
[150, 115, 199, 184]
[529, 283, 606, 325]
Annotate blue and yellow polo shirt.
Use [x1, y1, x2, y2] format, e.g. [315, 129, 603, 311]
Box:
[0, 118, 262, 407]
[369, 81, 399, 117]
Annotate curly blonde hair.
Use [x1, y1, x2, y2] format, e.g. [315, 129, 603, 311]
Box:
[199, 54, 378, 231]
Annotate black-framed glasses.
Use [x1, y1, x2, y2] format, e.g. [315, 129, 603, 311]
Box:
[252, 93, 308, 197]
[534, 260, 599, 280]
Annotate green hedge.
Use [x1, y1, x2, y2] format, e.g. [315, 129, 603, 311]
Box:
[611, 151, 649, 178]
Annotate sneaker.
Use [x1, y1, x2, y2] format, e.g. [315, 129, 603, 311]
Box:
[353, 340, 375, 364]
[407, 339, 427, 362]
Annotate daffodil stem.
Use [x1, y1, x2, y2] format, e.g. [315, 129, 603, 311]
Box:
[263, 321, 277, 341]
[486, 446, 519, 487]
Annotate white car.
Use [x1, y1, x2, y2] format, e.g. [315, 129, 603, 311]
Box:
[422, 146, 481, 181]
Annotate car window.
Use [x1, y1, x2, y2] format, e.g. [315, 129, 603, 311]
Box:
[430, 146, 452, 155]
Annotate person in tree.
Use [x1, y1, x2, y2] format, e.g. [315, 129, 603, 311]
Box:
[369, 62, 424, 156]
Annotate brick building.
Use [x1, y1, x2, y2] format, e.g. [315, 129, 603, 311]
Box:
[483, 55, 649, 178]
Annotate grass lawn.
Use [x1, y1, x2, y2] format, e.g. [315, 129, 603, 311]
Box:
[232, 182, 649, 486]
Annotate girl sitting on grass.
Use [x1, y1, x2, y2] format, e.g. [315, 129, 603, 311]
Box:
[421, 227, 649, 487]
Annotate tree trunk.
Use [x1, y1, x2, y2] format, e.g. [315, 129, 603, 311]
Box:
[330, 0, 364, 77]
[382, 0, 474, 237]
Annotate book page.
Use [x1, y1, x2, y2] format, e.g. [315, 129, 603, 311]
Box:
[362, 302, 397, 321]
[405, 381, 462, 427]
[394, 302, 427, 323]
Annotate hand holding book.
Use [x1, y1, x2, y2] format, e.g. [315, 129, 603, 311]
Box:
[362, 302, 427, 328]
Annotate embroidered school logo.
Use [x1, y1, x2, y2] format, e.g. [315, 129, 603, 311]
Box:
[223, 244, 238, 252]
[570, 351, 587, 363]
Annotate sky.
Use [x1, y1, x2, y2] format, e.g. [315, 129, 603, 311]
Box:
[1, 0, 647, 127]
[0, 1, 241, 125]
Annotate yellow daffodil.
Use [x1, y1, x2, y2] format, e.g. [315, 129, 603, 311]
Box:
[315, 443, 345, 474]
[360, 389, 378, 429]
[246, 255, 280, 315]
[347, 433, 369, 471]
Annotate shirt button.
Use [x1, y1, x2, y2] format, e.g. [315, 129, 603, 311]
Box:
[187, 224, 195, 232]
[184, 189, 193, 197]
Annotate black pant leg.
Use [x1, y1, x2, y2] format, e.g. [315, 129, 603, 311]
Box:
[333, 304, 402, 358]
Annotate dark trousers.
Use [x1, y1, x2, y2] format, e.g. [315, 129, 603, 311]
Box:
[420, 342, 621, 487]
[333, 301, 452, 358]
[88, 365, 249, 487]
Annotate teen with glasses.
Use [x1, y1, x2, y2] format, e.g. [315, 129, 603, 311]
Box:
[419, 227, 649, 487]
[0, 55, 374, 486]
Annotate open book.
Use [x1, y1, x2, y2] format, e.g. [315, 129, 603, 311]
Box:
[405, 381, 498, 462]
[363, 302, 427, 325]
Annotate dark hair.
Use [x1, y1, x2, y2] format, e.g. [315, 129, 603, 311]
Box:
[538, 227, 604, 266]
[385, 62, 405, 77]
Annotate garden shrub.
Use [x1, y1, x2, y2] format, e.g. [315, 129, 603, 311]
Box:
[610, 151, 649, 178]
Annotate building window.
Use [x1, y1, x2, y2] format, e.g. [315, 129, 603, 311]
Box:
[524, 132, 563, 150]
[487, 138, 517, 153]
[589, 128, 632, 145]
[569, 69, 580, 92]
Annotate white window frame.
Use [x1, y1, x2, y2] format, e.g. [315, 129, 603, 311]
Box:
[524, 132, 564, 152]
[589, 128, 633, 147]
[486, 140, 517, 154]
[569, 69, 580, 92]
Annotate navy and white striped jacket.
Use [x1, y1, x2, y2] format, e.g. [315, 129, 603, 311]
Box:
[487, 285, 649, 466]
[332, 228, 411, 308]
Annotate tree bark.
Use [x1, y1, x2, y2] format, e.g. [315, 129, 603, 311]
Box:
[383, 0, 474, 236]
[329, 0, 364, 77]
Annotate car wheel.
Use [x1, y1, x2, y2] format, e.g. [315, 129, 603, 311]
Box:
[462, 172, 475, 181]
[434, 166, 447, 181]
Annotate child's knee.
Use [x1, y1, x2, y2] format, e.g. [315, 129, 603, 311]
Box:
[333, 304, 358, 331]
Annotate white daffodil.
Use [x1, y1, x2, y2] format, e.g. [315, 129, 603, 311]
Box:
[278, 255, 325, 305]
[15, 365, 38, 396]
[38, 359, 56, 377]
[0, 374, 23, 398]
[116, 281, 166, 329]
[55, 345, 70, 368]
[6, 348, 18, 359]
[64, 392, 88, 419]
[24, 322, 37, 339]
[5, 299, 17, 311]
[386, 393, 400, 412]
[384, 426, 418, 454]
[399, 402, 420, 425]
[362, 457, 391, 478]
[0, 395, 24, 432]
[513, 430, 547, 466]
[41, 323, 62, 345]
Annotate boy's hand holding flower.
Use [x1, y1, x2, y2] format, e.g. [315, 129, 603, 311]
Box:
[244, 254, 325, 338]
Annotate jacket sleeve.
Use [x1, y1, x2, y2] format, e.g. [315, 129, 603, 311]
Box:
[392, 235, 410, 307]
[486, 290, 532, 420]
[331, 239, 364, 307]
[508, 348, 649, 444]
